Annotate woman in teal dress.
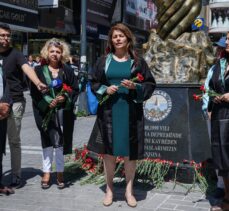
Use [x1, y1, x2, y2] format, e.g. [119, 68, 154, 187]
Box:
[88, 23, 156, 207]
[107, 58, 131, 156]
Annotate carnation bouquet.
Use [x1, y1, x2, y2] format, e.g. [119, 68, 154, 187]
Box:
[193, 85, 221, 101]
[42, 83, 72, 131]
[64, 146, 210, 193]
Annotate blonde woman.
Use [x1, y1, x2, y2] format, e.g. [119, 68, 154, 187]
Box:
[30, 38, 79, 189]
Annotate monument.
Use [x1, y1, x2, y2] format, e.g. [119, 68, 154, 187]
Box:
[143, 0, 215, 163]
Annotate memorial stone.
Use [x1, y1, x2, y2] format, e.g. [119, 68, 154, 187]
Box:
[143, 84, 211, 163]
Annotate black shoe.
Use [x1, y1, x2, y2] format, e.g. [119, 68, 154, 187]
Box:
[212, 188, 225, 199]
[0, 186, 15, 195]
[10, 176, 22, 189]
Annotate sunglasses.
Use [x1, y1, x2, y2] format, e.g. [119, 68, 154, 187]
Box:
[49, 41, 61, 46]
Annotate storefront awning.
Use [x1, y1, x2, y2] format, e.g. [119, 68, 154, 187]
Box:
[38, 26, 67, 36]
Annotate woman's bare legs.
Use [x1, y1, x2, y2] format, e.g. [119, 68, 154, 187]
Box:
[124, 157, 137, 207]
[103, 154, 116, 206]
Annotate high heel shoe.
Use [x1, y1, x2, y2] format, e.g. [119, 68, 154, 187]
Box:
[41, 173, 50, 189]
[56, 172, 65, 189]
[125, 193, 137, 208]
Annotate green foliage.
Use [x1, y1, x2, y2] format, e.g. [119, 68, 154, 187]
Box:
[76, 110, 88, 117]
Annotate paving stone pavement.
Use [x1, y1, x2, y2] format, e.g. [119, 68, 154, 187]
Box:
[0, 92, 212, 211]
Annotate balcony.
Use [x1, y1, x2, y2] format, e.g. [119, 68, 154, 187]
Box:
[208, 0, 229, 33]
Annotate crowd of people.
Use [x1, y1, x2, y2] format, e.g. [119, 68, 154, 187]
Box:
[0, 22, 154, 208]
[27, 54, 41, 68]
[1, 20, 229, 210]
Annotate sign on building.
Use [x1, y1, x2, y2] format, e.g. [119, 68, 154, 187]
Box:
[124, 0, 157, 30]
[87, 0, 116, 27]
[38, 0, 58, 8]
[0, 2, 38, 32]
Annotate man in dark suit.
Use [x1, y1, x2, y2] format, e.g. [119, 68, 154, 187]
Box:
[0, 61, 14, 194]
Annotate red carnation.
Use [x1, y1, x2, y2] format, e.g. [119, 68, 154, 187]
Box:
[136, 73, 144, 81]
[99, 73, 144, 105]
[85, 158, 93, 163]
[63, 83, 72, 93]
[200, 85, 206, 93]
[42, 82, 73, 131]
[193, 94, 202, 101]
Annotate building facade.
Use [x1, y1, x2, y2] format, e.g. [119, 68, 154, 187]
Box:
[0, 0, 157, 66]
[0, 0, 38, 54]
[201, 0, 229, 40]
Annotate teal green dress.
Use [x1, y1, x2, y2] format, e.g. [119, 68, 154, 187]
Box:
[106, 58, 131, 156]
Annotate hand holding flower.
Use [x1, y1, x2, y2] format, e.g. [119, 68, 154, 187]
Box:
[213, 96, 222, 104]
[42, 83, 72, 131]
[121, 79, 136, 89]
[56, 95, 66, 103]
[220, 93, 229, 103]
[99, 73, 145, 105]
[49, 96, 66, 108]
[49, 99, 58, 108]
[106, 85, 119, 95]
[193, 84, 221, 101]
[121, 73, 144, 89]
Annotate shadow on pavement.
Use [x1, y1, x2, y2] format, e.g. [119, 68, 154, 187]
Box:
[2, 167, 42, 188]
[64, 166, 88, 187]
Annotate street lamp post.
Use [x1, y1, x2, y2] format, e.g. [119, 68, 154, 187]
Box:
[78, 0, 89, 115]
[80, 0, 87, 66]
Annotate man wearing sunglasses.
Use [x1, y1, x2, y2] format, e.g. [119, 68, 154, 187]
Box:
[0, 23, 47, 189]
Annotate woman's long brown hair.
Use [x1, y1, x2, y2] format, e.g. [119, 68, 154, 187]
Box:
[106, 23, 138, 63]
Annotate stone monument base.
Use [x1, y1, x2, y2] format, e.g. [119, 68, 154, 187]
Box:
[143, 84, 211, 163]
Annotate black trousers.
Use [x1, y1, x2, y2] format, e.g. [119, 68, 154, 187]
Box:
[0, 153, 3, 186]
[218, 170, 229, 178]
[0, 119, 7, 187]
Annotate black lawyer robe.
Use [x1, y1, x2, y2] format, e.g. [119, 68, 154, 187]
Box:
[209, 59, 229, 171]
[30, 65, 79, 155]
[87, 56, 156, 160]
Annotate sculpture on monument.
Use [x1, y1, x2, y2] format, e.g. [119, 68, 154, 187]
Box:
[144, 0, 216, 83]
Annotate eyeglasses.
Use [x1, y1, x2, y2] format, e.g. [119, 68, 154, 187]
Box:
[49, 41, 61, 46]
[0, 34, 11, 39]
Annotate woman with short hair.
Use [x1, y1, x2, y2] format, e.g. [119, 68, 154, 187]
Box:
[30, 38, 79, 189]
